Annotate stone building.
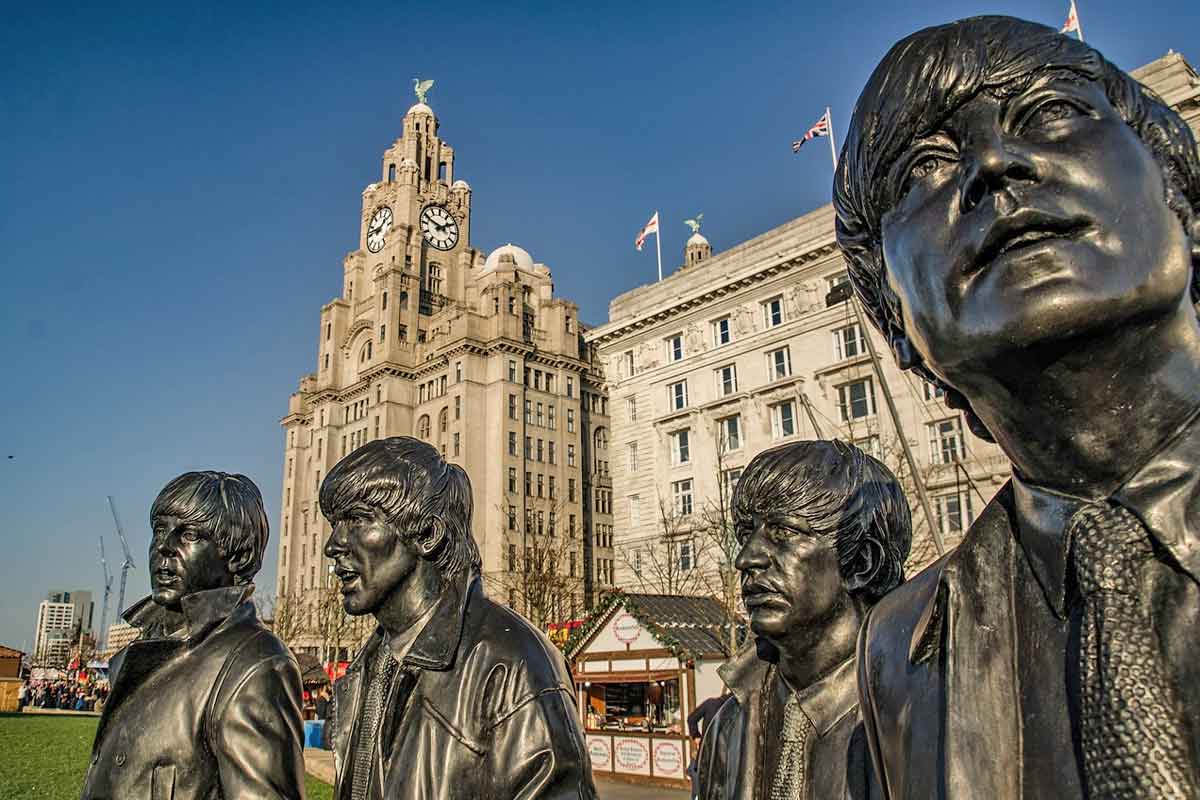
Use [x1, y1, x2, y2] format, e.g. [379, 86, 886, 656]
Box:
[33, 589, 92, 668]
[277, 98, 610, 655]
[586, 51, 1200, 596]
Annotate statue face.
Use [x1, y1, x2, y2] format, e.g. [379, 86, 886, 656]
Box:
[879, 76, 1193, 384]
[734, 511, 848, 642]
[324, 507, 419, 616]
[150, 515, 235, 611]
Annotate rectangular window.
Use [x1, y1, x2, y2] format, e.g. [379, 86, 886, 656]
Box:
[569, 550, 576, 577]
[833, 324, 864, 360]
[537, 474, 544, 498]
[668, 380, 688, 411]
[455, 396, 461, 420]
[566, 377, 574, 398]
[536, 402, 544, 426]
[509, 360, 517, 382]
[627, 442, 639, 472]
[827, 272, 850, 292]
[762, 296, 784, 328]
[548, 404, 556, 428]
[567, 409, 576, 433]
[452, 432, 460, 456]
[627, 397, 637, 422]
[537, 439, 544, 462]
[549, 476, 557, 499]
[508, 544, 517, 571]
[935, 490, 975, 537]
[767, 346, 792, 380]
[568, 444, 576, 466]
[569, 514, 577, 537]
[671, 429, 691, 465]
[623, 350, 635, 376]
[548, 441, 556, 464]
[722, 467, 743, 498]
[379, 324, 386, 342]
[716, 364, 737, 396]
[524, 399, 532, 424]
[672, 479, 694, 516]
[629, 494, 641, 527]
[508, 467, 517, 493]
[712, 317, 731, 347]
[720, 415, 742, 451]
[771, 401, 797, 440]
[665, 333, 684, 362]
[508, 431, 517, 456]
[525, 472, 532, 495]
[837, 378, 877, 421]
[924, 381, 946, 401]
[679, 540, 694, 572]
[525, 435, 532, 458]
[928, 417, 964, 465]
[855, 435, 882, 460]
[455, 361, 463, 383]
[568, 478, 577, 502]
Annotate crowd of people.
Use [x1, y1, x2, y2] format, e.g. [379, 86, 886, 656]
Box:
[18, 677, 109, 713]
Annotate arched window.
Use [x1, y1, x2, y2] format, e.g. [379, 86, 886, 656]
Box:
[417, 415, 431, 439]
[360, 341, 372, 362]
[439, 407, 449, 433]
[594, 426, 608, 450]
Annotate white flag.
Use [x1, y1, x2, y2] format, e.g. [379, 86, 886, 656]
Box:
[635, 211, 659, 252]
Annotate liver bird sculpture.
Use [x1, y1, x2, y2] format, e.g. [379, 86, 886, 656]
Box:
[413, 78, 435, 105]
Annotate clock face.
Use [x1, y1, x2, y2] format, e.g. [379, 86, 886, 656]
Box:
[420, 205, 460, 251]
[366, 206, 393, 253]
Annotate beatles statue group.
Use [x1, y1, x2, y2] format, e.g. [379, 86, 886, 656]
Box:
[80, 16, 1200, 800]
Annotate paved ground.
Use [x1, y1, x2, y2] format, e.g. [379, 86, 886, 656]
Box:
[303, 749, 691, 798]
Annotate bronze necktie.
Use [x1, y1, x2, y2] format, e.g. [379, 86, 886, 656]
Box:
[349, 645, 398, 800]
[1069, 502, 1195, 799]
[769, 691, 811, 800]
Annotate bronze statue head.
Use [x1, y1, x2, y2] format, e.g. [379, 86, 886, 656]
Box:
[149, 471, 269, 610]
[834, 16, 1200, 441]
[320, 437, 480, 617]
[732, 440, 911, 643]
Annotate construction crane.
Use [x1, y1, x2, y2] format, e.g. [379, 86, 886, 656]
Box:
[97, 536, 113, 653]
[107, 496, 136, 616]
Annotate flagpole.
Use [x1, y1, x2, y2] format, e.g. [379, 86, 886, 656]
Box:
[825, 107, 838, 172]
[654, 210, 663, 281]
[1075, 1, 1085, 42]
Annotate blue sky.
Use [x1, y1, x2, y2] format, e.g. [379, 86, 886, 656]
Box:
[0, 0, 1195, 650]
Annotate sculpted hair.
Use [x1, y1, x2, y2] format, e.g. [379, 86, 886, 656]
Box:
[833, 15, 1200, 420]
[733, 439, 912, 602]
[150, 471, 269, 584]
[319, 437, 481, 577]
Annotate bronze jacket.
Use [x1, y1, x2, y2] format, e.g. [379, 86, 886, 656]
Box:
[81, 585, 306, 800]
[329, 575, 596, 800]
[696, 639, 877, 800]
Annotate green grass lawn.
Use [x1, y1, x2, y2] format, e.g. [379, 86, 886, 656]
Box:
[0, 712, 333, 799]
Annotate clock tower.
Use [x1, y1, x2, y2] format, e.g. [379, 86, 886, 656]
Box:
[278, 87, 612, 654]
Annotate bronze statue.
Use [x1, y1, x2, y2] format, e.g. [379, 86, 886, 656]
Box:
[833, 15, 1200, 799]
[320, 437, 596, 800]
[696, 440, 908, 799]
[81, 471, 305, 800]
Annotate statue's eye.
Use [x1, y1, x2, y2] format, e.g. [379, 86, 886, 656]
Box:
[1019, 99, 1083, 132]
[899, 152, 953, 199]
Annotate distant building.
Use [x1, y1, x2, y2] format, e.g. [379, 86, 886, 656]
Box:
[33, 589, 93, 668]
[586, 52, 1199, 590]
[101, 622, 139, 659]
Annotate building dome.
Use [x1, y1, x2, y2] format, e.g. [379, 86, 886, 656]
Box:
[451, 179, 471, 192]
[687, 231, 709, 247]
[483, 243, 536, 273]
[406, 102, 435, 117]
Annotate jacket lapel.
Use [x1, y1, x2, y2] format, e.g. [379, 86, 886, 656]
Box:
[92, 638, 184, 751]
[909, 484, 1022, 798]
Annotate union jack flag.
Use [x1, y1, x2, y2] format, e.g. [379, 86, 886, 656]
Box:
[1061, 0, 1082, 37]
[792, 110, 831, 153]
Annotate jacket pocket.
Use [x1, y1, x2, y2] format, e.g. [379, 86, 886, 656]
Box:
[151, 764, 176, 800]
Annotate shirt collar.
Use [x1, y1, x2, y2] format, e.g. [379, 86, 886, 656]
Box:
[1013, 408, 1200, 618]
[401, 571, 477, 671]
[793, 655, 858, 738]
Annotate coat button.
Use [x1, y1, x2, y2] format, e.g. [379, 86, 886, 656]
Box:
[115, 753, 127, 766]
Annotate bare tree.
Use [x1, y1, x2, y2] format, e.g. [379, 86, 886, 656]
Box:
[617, 492, 710, 597]
[695, 432, 745, 655]
[261, 588, 307, 650]
[485, 499, 586, 632]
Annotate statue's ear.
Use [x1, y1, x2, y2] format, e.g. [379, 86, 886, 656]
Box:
[415, 517, 448, 560]
[843, 536, 885, 598]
